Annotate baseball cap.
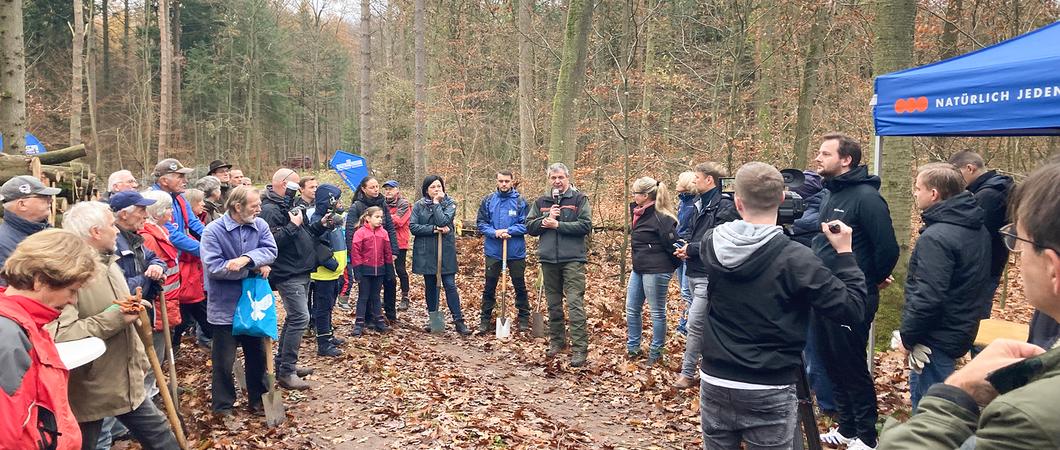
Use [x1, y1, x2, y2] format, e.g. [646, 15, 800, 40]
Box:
[107, 191, 157, 212]
[382, 180, 399, 188]
[0, 175, 62, 202]
[152, 158, 194, 177]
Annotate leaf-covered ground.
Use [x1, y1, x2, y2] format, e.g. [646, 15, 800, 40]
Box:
[115, 235, 1034, 449]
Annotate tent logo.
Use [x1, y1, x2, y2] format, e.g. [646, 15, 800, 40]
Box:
[894, 97, 928, 114]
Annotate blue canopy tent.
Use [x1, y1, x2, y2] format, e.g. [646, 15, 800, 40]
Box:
[874, 20, 1060, 139]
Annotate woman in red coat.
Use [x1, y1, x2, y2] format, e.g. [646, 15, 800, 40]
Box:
[0, 229, 101, 450]
[138, 191, 185, 346]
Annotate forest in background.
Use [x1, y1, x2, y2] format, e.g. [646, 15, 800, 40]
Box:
[5, 0, 1060, 344]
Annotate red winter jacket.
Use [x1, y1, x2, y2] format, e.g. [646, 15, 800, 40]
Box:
[171, 196, 206, 305]
[349, 224, 394, 277]
[387, 194, 412, 250]
[138, 222, 183, 331]
[0, 294, 82, 450]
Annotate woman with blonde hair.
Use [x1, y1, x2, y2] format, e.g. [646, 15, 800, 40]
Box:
[674, 171, 698, 335]
[0, 229, 100, 450]
[625, 176, 680, 365]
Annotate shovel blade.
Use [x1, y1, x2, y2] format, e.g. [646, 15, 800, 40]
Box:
[428, 311, 445, 334]
[531, 312, 545, 338]
[262, 372, 285, 427]
[496, 317, 511, 339]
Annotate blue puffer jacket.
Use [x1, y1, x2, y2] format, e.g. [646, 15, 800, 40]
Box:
[676, 192, 697, 240]
[476, 189, 528, 260]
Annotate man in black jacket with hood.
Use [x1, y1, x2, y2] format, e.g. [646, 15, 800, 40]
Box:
[949, 150, 1013, 318]
[698, 162, 866, 449]
[812, 133, 900, 450]
[901, 163, 990, 409]
[259, 168, 335, 390]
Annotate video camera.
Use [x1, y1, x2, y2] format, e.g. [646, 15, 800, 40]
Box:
[719, 168, 807, 227]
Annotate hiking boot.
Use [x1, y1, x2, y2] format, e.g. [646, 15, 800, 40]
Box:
[571, 351, 588, 368]
[398, 295, 410, 311]
[330, 335, 347, 346]
[353, 325, 364, 337]
[317, 337, 342, 357]
[295, 366, 315, 377]
[476, 321, 491, 336]
[336, 296, 352, 311]
[277, 373, 310, 390]
[673, 375, 699, 389]
[517, 317, 530, 332]
[546, 342, 567, 357]
[372, 321, 391, 333]
[646, 351, 663, 367]
[455, 321, 472, 337]
[627, 348, 645, 361]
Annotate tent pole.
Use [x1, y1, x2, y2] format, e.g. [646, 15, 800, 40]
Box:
[867, 134, 883, 376]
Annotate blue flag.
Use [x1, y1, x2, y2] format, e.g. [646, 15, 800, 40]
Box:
[329, 151, 370, 192]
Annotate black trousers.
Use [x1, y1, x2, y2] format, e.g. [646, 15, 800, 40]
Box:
[79, 398, 179, 450]
[814, 291, 879, 445]
[395, 249, 410, 296]
[209, 324, 267, 412]
[172, 300, 211, 351]
[480, 257, 530, 324]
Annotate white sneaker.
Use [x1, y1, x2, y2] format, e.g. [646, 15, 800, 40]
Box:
[820, 427, 853, 446]
[847, 438, 877, 450]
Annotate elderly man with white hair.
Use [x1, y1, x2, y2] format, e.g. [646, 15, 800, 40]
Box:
[50, 201, 180, 450]
[104, 170, 139, 200]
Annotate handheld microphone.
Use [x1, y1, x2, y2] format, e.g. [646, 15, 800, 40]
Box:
[551, 188, 560, 203]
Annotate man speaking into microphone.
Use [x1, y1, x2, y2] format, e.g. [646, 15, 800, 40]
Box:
[527, 163, 593, 367]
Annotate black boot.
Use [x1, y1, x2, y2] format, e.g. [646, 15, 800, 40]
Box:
[317, 335, 342, 357]
[398, 294, 410, 311]
[454, 321, 472, 337]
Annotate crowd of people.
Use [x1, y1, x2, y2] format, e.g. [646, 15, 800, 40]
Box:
[1, 133, 1058, 449]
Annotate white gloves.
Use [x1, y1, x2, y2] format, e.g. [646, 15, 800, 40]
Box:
[908, 344, 933, 374]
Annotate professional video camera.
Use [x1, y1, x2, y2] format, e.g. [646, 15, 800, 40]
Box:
[718, 167, 807, 227]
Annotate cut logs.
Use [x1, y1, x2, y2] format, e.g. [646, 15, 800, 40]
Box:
[0, 144, 97, 200]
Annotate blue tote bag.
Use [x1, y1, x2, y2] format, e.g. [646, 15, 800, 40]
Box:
[232, 275, 278, 340]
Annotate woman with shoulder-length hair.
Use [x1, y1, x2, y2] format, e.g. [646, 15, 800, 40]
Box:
[410, 175, 470, 336]
[345, 176, 400, 323]
[674, 171, 698, 335]
[0, 229, 101, 450]
[625, 176, 680, 365]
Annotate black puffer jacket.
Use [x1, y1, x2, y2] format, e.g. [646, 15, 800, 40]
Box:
[900, 191, 990, 359]
[345, 190, 399, 257]
[685, 188, 740, 277]
[629, 203, 680, 274]
[812, 166, 900, 296]
[967, 170, 1013, 280]
[259, 186, 329, 284]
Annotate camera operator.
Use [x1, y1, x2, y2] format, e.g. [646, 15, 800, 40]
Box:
[259, 168, 337, 390]
[813, 133, 899, 450]
[698, 162, 866, 449]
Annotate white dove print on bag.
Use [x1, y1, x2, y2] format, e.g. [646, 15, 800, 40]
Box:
[248, 290, 275, 321]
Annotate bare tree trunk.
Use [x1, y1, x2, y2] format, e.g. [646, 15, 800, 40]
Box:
[517, 0, 534, 178]
[71, 0, 85, 146]
[0, 0, 28, 154]
[792, 3, 829, 168]
[413, 0, 426, 181]
[102, 0, 110, 91]
[172, 0, 183, 147]
[638, 0, 656, 155]
[87, 0, 102, 173]
[123, 0, 129, 61]
[940, 0, 962, 58]
[360, 0, 372, 159]
[158, 0, 172, 159]
[547, 0, 594, 168]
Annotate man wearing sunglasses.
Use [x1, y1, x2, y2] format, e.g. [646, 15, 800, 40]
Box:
[880, 161, 1060, 449]
[898, 163, 990, 409]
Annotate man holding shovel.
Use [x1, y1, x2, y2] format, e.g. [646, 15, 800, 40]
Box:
[201, 186, 278, 417]
[49, 201, 180, 450]
[475, 171, 530, 335]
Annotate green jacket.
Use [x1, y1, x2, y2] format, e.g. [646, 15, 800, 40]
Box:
[526, 188, 592, 264]
[879, 345, 1060, 449]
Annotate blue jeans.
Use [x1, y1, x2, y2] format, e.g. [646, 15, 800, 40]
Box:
[804, 319, 836, 413]
[700, 380, 798, 450]
[424, 273, 464, 323]
[626, 271, 672, 355]
[681, 276, 709, 378]
[676, 263, 692, 335]
[275, 274, 311, 377]
[619, 270, 669, 353]
[909, 349, 956, 410]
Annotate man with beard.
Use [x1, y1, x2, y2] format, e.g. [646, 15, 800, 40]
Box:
[812, 133, 900, 450]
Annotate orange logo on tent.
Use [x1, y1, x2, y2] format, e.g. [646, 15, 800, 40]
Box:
[894, 97, 928, 114]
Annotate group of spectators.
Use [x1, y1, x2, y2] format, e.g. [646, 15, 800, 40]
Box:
[3, 136, 1060, 449]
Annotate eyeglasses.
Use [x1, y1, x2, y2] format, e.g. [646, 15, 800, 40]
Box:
[999, 223, 1056, 253]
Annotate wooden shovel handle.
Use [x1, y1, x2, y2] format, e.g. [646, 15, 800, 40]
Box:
[135, 310, 189, 449]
